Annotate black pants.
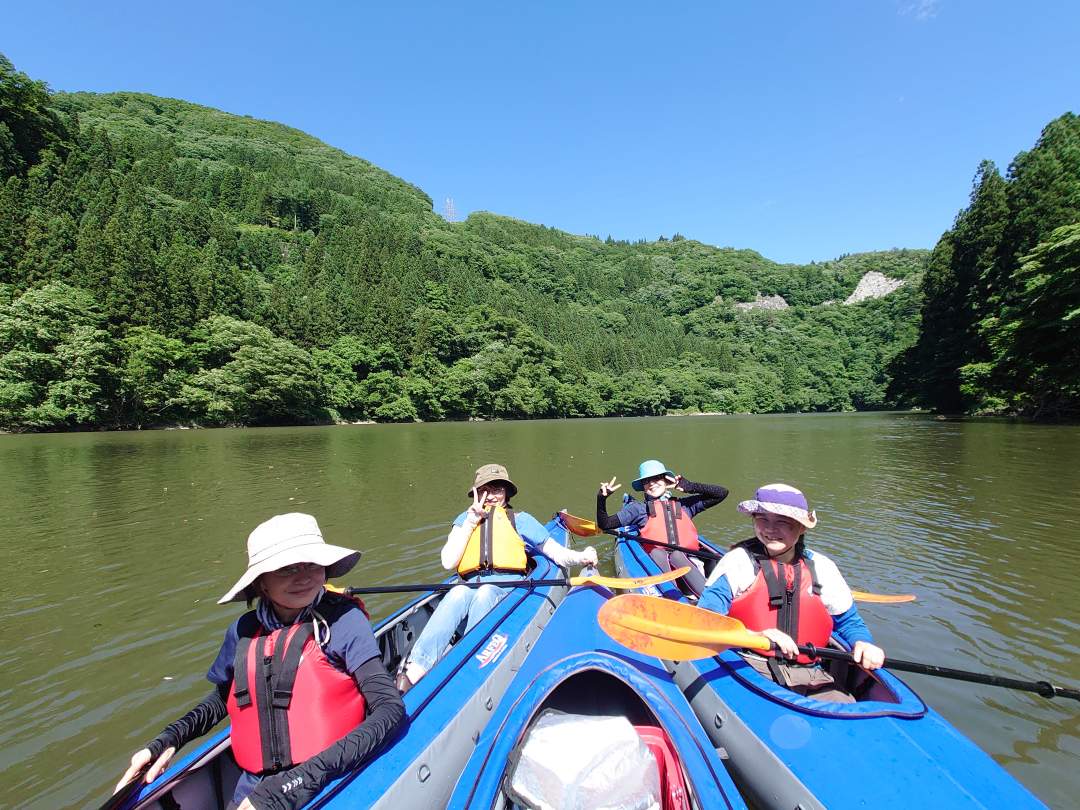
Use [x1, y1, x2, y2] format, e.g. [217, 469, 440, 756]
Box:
[647, 547, 706, 597]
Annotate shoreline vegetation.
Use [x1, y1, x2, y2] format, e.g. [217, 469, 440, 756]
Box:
[6, 409, 993, 438]
[1, 54, 1078, 433]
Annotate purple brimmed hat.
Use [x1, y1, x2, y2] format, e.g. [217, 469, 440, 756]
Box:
[737, 483, 817, 529]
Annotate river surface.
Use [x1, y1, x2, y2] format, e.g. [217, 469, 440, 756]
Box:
[1, 413, 1078, 808]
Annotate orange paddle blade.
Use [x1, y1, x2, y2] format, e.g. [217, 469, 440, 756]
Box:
[559, 510, 603, 537]
[851, 590, 917, 604]
[597, 594, 771, 661]
[572, 566, 691, 590]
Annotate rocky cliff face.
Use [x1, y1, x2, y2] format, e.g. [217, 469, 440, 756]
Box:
[844, 271, 905, 304]
[735, 294, 790, 311]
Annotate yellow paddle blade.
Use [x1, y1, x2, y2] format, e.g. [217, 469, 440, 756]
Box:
[851, 590, 917, 604]
[559, 510, 603, 537]
[597, 593, 772, 661]
[325, 583, 345, 594]
[571, 566, 691, 590]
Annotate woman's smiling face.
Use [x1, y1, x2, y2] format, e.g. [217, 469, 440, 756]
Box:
[642, 475, 670, 498]
[751, 512, 805, 560]
[259, 562, 326, 611]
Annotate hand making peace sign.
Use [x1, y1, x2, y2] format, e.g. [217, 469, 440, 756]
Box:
[599, 476, 621, 497]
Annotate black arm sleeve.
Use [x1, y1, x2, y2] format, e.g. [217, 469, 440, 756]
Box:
[596, 490, 623, 531]
[146, 683, 229, 759]
[248, 656, 406, 810]
[677, 478, 729, 512]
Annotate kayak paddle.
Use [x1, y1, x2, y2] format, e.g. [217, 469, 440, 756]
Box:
[330, 566, 690, 596]
[558, 510, 603, 537]
[579, 518, 918, 604]
[848, 590, 916, 604]
[98, 765, 148, 810]
[597, 594, 1080, 701]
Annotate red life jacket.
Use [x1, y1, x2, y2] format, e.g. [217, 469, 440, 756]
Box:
[639, 498, 700, 552]
[227, 617, 366, 774]
[727, 542, 832, 665]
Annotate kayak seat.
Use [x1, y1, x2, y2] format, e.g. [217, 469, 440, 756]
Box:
[634, 725, 691, 810]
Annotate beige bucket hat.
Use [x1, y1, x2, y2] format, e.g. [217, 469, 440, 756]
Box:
[468, 463, 518, 499]
[217, 513, 361, 604]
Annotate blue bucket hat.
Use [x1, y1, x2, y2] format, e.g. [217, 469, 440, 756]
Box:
[632, 459, 676, 491]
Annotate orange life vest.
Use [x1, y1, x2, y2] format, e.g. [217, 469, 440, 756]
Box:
[727, 544, 832, 665]
[227, 618, 366, 773]
[457, 506, 528, 577]
[639, 498, 700, 552]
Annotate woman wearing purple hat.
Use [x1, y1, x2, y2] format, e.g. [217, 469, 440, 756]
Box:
[595, 459, 729, 597]
[698, 484, 886, 703]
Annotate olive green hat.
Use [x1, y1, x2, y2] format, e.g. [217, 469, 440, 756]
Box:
[468, 463, 518, 499]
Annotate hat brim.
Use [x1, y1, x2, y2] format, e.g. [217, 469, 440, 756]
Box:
[217, 542, 362, 604]
[737, 499, 817, 529]
[632, 469, 676, 491]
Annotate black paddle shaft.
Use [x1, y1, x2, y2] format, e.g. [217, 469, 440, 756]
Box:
[798, 644, 1080, 702]
[628, 536, 724, 561]
[345, 579, 573, 595]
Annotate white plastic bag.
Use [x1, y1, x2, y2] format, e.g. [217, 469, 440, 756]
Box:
[506, 710, 661, 810]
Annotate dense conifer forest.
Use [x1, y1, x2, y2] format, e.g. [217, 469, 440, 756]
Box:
[888, 114, 1080, 418]
[4, 53, 1074, 429]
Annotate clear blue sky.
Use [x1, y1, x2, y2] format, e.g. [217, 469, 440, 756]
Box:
[5, 1, 1078, 263]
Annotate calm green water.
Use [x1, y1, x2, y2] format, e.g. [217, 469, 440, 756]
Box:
[1, 414, 1078, 808]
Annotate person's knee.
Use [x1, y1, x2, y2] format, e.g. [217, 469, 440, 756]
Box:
[473, 587, 505, 613]
[442, 584, 475, 610]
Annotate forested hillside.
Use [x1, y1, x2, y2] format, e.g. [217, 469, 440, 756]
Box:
[890, 113, 1080, 418]
[0, 54, 926, 430]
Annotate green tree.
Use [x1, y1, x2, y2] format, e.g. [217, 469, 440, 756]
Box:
[979, 223, 1080, 417]
[0, 282, 115, 429]
[0, 53, 70, 179]
[175, 315, 322, 425]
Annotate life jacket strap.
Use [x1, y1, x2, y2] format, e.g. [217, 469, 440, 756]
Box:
[758, 557, 786, 607]
[479, 509, 494, 570]
[803, 553, 823, 595]
[477, 507, 517, 572]
[233, 637, 254, 707]
[273, 624, 314, 709]
[786, 562, 802, 641]
[254, 635, 278, 772]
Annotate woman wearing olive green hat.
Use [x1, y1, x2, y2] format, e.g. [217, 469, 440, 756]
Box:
[396, 463, 597, 693]
[596, 459, 729, 597]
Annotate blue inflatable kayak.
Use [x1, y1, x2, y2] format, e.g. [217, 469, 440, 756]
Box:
[111, 518, 570, 810]
[448, 528, 748, 810]
[614, 532, 1045, 809]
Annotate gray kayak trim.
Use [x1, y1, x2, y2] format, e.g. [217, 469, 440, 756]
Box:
[668, 658, 824, 810]
[370, 590, 564, 810]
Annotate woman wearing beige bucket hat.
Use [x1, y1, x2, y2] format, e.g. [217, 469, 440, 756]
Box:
[114, 513, 404, 809]
[697, 484, 886, 702]
[395, 463, 599, 694]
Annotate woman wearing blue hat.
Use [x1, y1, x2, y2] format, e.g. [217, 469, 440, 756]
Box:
[595, 459, 728, 597]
